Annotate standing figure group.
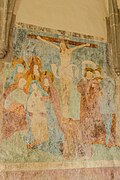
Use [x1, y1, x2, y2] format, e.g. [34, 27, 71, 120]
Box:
[77, 65, 116, 157]
[2, 56, 64, 155]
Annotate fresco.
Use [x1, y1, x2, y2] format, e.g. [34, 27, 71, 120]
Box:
[1, 168, 120, 180]
[0, 23, 118, 165]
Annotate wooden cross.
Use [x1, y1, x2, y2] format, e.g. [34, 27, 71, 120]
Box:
[27, 34, 98, 48]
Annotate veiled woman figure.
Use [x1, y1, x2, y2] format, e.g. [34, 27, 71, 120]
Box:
[2, 77, 28, 139]
[24, 56, 42, 93]
[5, 64, 25, 89]
[27, 80, 49, 148]
[41, 71, 64, 155]
[5, 58, 26, 89]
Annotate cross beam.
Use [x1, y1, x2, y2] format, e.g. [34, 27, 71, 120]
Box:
[27, 34, 98, 48]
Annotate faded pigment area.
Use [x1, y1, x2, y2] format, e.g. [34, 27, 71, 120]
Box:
[0, 23, 119, 168]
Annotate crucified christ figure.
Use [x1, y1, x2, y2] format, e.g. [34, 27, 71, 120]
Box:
[28, 34, 91, 118]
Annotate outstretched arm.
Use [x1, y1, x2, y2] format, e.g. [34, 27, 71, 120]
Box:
[37, 36, 59, 50]
[69, 43, 90, 53]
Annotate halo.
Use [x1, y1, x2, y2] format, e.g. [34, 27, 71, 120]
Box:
[82, 60, 96, 76]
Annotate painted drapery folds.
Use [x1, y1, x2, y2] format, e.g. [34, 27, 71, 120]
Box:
[0, 23, 119, 166]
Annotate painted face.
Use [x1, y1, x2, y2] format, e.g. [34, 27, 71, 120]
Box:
[34, 65, 38, 71]
[17, 65, 24, 73]
[18, 78, 26, 89]
[86, 71, 93, 79]
[31, 83, 38, 90]
[44, 78, 49, 86]
[33, 65, 39, 76]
